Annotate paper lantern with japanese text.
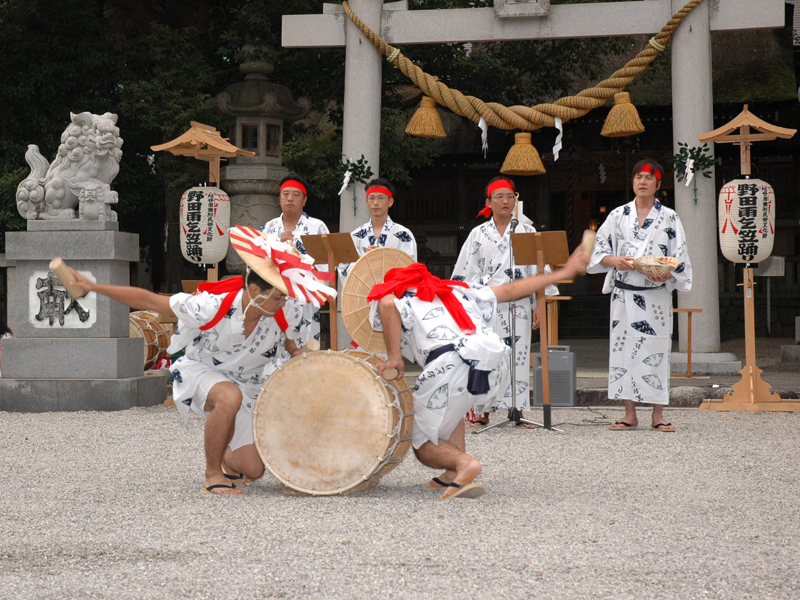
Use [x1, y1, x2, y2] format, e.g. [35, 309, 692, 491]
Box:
[718, 179, 774, 264]
[179, 186, 230, 264]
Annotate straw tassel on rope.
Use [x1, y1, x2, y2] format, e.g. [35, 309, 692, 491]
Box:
[601, 92, 645, 138]
[501, 132, 546, 176]
[405, 96, 447, 139]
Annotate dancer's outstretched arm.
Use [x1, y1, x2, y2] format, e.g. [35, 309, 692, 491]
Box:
[69, 267, 174, 316]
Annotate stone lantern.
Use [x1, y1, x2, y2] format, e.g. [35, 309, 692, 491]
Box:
[216, 52, 311, 271]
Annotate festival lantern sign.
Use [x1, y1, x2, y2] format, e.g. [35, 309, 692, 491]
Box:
[696, 105, 798, 412]
[151, 122, 254, 281]
[179, 186, 231, 264]
[718, 178, 774, 264]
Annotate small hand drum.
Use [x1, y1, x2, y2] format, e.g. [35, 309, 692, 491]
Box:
[631, 255, 681, 279]
[253, 350, 414, 495]
[341, 247, 415, 353]
[129, 310, 172, 370]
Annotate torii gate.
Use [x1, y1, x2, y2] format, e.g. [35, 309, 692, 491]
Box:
[283, 0, 786, 353]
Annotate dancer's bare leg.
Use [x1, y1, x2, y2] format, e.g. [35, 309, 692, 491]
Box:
[425, 420, 466, 488]
[415, 425, 482, 500]
[224, 444, 265, 483]
[202, 382, 244, 495]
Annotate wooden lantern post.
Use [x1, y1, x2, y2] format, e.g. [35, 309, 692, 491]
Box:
[151, 122, 255, 282]
[697, 106, 799, 412]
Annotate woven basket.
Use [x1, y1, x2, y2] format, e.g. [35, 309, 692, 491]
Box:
[631, 255, 681, 279]
[341, 248, 415, 353]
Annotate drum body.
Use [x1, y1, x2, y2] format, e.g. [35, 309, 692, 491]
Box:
[254, 350, 414, 495]
[129, 310, 172, 370]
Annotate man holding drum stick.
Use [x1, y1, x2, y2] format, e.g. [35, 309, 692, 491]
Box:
[369, 246, 589, 500]
[65, 226, 335, 495]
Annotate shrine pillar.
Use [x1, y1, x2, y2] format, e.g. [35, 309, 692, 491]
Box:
[671, 0, 720, 353]
[339, 0, 382, 233]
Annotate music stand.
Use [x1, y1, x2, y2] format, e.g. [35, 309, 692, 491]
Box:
[301, 233, 359, 350]
[510, 231, 570, 431]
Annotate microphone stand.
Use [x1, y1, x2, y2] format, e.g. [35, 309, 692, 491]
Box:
[474, 217, 543, 433]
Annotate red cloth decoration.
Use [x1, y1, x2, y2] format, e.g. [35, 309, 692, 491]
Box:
[274, 308, 289, 333]
[200, 291, 239, 331]
[281, 180, 307, 196]
[477, 205, 493, 219]
[367, 263, 476, 334]
[197, 276, 244, 295]
[365, 186, 393, 199]
[638, 164, 662, 181]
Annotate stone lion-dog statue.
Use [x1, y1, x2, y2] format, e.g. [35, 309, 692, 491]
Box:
[16, 111, 123, 221]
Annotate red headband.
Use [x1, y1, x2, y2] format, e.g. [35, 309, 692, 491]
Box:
[366, 186, 393, 199]
[281, 180, 307, 196]
[637, 164, 662, 181]
[486, 180, 515, 198]
[477, 206, 493, 219]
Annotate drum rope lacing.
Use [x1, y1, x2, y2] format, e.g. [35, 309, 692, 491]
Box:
[361, 352, 414, 474]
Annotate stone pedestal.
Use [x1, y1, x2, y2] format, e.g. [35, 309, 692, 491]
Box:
[0, 221, 168, 412]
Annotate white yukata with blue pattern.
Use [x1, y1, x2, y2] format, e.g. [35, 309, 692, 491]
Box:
[587, 200, 692, 405]
[369, 286, 511, 448]
[337, 216, 417, 280]
[451, 219, 558, 411]
[168, 290, 303, 424]
[262, 212, 330, 346]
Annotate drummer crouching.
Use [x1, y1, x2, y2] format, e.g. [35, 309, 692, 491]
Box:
[67, 227, 333, 496]
[370, 248, 588, 500]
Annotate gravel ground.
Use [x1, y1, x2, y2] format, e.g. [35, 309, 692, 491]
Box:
[2, 406, 799, 599]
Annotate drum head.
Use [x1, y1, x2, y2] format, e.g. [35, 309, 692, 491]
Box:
[341, 247, 414, 353]
[254, 351, 403, 495]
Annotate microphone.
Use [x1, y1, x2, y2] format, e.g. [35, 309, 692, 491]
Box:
[510, 218, 519, 233]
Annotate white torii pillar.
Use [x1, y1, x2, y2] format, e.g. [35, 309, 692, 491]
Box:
[283, 0, 786, 352]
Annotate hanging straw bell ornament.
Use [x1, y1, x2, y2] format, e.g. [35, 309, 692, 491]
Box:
[405, 96, 446, 139]
[601, 92, 645, 138]
[500, 132, 546, 176]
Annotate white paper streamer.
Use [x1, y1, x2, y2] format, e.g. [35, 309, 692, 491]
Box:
[552, 117, 563, 162]
[337, 168, 352, 196]
[684, 158, 695, 187]
[599, 164, 607, 184]
[478, 117, 488, 158]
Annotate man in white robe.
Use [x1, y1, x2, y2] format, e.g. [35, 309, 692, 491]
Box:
[371, 247, 588, 500]
[68, 228, 333, 495]
[452, 176, 558, 426]
[587, 160, 692, 431]
[337, 178, 417, 280]
[262, 173, 330, 347]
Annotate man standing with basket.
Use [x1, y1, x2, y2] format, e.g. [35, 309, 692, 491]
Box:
[587, 159, 692, 432]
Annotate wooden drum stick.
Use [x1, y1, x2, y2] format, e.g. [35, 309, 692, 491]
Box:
[382, 367, 399, 381]
[49, 258, 85, 299]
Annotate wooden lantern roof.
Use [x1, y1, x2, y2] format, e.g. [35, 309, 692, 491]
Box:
[698, 105, 796, 175]
[151, 121, 255, 160]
